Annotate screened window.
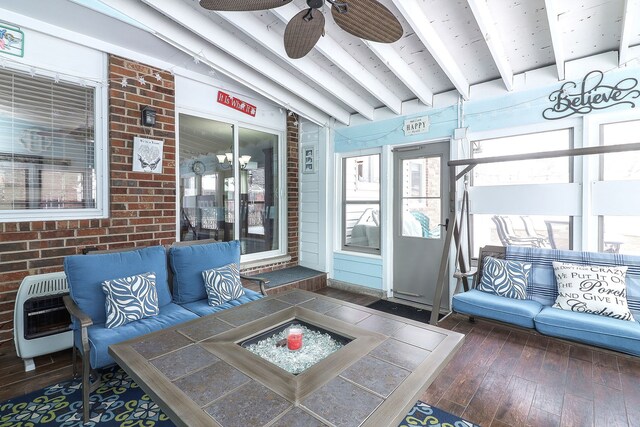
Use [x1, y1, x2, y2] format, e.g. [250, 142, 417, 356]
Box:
[0, 68, 99, 219]
[342, 154, 380, 253]
[470, 129, 573, 253]
[597, 119, 640, 255]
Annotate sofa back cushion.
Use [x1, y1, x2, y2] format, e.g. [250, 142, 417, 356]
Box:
[64, 246, 172, 325]
[169, 240, 241, 304]
[506, 246, 640, 321]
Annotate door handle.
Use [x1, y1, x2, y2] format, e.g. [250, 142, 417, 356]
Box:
[438, 218, 449, 231]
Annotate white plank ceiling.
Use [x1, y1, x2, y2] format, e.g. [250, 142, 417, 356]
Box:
[3, 0, 638, 125]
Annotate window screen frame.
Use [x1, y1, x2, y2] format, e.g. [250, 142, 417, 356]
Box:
[341, 153, 381, 254]
[0, 66, 108, 222]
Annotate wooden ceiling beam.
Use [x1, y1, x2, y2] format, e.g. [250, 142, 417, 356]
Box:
[99, 0, 338, 124]
[364, 42, 434, 106]
[271, 3, 403, 114]
[544, 0, 566, 80]
[467, 0, 514, 91]
[390, 1, 470, 100]
[619, 0, 639, 66]
[212, 9, 378, 120]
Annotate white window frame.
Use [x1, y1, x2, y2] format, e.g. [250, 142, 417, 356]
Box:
[467, 119, 582, 250]
[337, 148, 382, 255]
[0, 63, 109, 222]
[586, 109, 640, 252]
[175, 109, 286, 262]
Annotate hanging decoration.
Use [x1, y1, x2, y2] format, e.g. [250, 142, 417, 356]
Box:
[217, 90, 257, 117]
[0, 22, 24, 57]
[543, 70, 640, 120]
[133, 136, 164, 173]
[403, 115, 430, 136]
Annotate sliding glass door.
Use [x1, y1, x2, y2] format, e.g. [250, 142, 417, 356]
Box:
[178, 114, 282, 257]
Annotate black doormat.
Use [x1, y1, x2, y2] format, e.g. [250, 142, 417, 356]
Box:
[366, 299, 444, 323]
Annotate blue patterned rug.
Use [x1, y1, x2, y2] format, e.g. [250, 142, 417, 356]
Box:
[0, 367, 480, 426]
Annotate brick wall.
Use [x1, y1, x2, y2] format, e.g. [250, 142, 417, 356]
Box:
[0, 55, 301, 348]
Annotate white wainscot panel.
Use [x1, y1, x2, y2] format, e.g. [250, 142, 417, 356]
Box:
[592, 180, 640, 215]
[300, 251, 319, 265]
[300, 222, 319, 233]
[300, 241, 319, 253]
[469, 183, 581, 215]
[301, 202, 319, 213]
[300, 191, 319, 203]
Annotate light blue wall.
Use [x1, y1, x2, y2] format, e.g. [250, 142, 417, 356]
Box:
[333, 65, 640, 290]
[333, 253, 383, 289]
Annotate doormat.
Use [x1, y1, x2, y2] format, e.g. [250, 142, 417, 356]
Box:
[0, 369, 479, 426]
[367, 299, 444, 323]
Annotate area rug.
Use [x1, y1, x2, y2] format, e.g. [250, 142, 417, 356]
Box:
[0, 369, 479, 426]
[367, 299, 444, 323]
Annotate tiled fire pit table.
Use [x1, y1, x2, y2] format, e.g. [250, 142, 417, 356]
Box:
[109, 290, 464, 427]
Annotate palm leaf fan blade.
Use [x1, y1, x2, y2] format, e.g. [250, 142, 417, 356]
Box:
[199, 0, 293, 11]
[331, 0, 403, 43]
[284, 9, 325, 59]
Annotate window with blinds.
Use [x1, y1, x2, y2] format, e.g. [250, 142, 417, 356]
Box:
[0, 68, 99, 217]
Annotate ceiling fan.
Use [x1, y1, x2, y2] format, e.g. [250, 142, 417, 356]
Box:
[199, 0, 403, 59]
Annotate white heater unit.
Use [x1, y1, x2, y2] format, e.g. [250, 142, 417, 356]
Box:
[14, 272, 73, 372]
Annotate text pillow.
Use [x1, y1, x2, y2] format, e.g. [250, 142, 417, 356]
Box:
[552, 262, 635, 321]
[477, 257, 531, 299]
[202, 263, 245, 306]
[102, 272, 159, 329]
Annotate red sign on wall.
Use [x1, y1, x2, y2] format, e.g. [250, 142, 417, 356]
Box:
[217, 91, 257, 117]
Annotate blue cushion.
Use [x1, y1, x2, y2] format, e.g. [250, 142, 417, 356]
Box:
[180, 288, 263, 317]
[75, 303, 198, 369]
[534, 307, 640, 357]
[452, 289, 543, 328]
[169, 241, 241, 304]
[64, 246, 172, 326]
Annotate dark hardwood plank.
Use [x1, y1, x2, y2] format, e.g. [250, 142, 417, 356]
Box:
[527, 407, 561, 427]
[532, 383, 565, 417]
[493, 376, 537, 426]
[434, 398, 466, 418]
[461, 369, 510, 427]
[565, 357, 594, 400]
[560, 394, 594, 427]
[593, 350, 622, 391]
[593, 383, 629, 427]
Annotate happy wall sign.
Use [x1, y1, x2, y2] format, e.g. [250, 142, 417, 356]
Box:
[543, 70, 640, 120]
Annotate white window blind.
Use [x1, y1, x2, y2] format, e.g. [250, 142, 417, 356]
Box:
[0, 68, 97, 214]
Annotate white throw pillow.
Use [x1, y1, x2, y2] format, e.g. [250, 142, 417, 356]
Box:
[102, 272, 159, 329]
[202, 263, 245, 306]
[552, 262, 634, 321]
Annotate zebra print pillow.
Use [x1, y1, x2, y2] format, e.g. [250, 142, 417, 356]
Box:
[202, 263, 245, 306]
[102, 272, 159, 329]
[477, 257, 531, 299]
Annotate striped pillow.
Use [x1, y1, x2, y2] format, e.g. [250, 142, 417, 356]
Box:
[102, 272, 159, 329]
[477, 257, 531, 299]
[202, 263, 245, 306]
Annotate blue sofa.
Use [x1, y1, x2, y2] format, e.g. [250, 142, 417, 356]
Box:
[63, 240, 264, 422]
[452, 245, 640, 357]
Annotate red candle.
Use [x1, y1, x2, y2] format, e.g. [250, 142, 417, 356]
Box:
[287, 327, 303, 351]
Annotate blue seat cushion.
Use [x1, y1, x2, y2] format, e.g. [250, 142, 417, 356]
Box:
[452, 289, 543, 328]
[169, 241, 241, 304]
[64, 246, 172, 326]
[180, 288, 263, 317]
[534, 307, 640, 357]
[76, 303, 198, 369]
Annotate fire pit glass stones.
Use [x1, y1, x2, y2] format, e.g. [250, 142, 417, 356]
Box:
[239, 320, 352, 374]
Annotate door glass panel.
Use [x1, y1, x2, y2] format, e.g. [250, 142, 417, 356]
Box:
[401, 157, 441, 239]
[179, 114, 234, 242]
[239, 127, 279, 255]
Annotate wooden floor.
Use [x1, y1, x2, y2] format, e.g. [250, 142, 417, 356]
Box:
[2, 287, 639, 427]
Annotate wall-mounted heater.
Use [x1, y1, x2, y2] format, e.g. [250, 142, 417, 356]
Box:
[14, 272, 73, 372]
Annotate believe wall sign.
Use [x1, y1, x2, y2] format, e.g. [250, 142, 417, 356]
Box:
[217, 91, 257, 117]
[543, 70, 640, 120]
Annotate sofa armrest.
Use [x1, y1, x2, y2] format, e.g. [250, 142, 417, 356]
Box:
[240, 274, 269, 296]
[63, 295, 93, 328]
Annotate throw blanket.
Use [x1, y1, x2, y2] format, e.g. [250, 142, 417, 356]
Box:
[506, 246, 640, 320]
